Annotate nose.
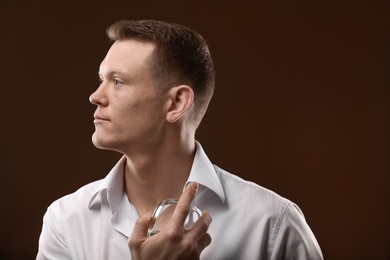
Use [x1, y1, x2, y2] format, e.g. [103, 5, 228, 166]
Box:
[89, 85, 108, 106]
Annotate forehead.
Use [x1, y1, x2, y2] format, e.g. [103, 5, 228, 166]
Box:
[99, 39, 155, 75]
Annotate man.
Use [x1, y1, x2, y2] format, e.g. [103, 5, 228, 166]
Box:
[37, 20, 323, 259]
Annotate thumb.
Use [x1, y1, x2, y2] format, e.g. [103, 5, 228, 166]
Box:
[128, 213, 152, 248]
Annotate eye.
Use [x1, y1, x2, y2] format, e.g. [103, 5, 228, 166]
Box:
[113, 77, 124, 86]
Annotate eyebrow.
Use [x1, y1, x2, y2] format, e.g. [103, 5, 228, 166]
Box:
[98, 69, 130, 78]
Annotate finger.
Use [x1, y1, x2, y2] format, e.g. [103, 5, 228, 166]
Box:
[187, 211, 212, 241]
[197, 232, 212, 253]
[170, 182, 199, 229]
[128, 212, 152, 248]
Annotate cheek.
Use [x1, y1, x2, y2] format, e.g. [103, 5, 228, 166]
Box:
[113, 91, 167, 129]
[112, 101, 158, 132]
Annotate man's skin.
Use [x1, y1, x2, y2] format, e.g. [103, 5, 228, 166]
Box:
[129, 182, 212, 259]
[90, 39, 212, 259]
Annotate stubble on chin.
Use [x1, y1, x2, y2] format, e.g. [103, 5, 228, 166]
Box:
[91, 131, 107, 150]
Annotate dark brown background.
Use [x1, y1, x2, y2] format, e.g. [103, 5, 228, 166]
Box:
[0, 1, 389, 259]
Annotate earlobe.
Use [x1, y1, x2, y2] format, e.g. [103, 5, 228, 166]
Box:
[166, 85, 194, 123]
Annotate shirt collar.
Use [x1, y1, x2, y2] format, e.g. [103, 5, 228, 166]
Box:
[88, 156, 126, 214]
[186, 141, 225, 203]
[88, 141, 225, 211]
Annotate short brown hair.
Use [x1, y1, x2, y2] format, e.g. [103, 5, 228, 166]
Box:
[106, 20, 215, 127]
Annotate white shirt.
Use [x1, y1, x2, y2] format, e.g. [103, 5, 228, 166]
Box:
[37, 142, 323, 260]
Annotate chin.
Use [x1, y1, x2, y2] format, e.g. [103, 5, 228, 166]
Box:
[91, 133, 125, 154]
[92, 133, 112, 150]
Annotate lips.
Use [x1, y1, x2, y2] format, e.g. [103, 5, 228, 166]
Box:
[93, 114, 110, 122]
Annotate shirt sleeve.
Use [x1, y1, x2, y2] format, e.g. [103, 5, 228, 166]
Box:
[270, 202, 324, 260]
[36, 205, 72, 260]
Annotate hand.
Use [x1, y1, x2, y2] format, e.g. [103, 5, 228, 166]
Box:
[128, 182, 212, 260]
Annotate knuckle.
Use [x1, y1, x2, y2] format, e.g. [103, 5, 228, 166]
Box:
[180, 240, 193, 252]
[197, 233, 212, 252]
[176, 203, 191, 215]
[166, 227, 183, 242]
[204, 233, 212, 246]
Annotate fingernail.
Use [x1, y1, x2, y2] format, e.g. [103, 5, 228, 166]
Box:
[190, 182, 199, 192]
[203, 212, 212, 225]
[207, 214, 212, 225]
[185, 181, 199, 192]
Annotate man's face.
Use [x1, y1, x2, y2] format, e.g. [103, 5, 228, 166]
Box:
[90, 40, 168, 153]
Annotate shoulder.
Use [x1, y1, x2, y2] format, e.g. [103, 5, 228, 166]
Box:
[213, 165, 295, 218]
[214, 165, 291, 204]
[46, 179, 103, 217]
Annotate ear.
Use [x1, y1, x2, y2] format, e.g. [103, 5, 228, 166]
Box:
[166, 85, 194, 123]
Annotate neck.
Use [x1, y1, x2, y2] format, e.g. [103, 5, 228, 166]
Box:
[123, 137, 196, 217]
